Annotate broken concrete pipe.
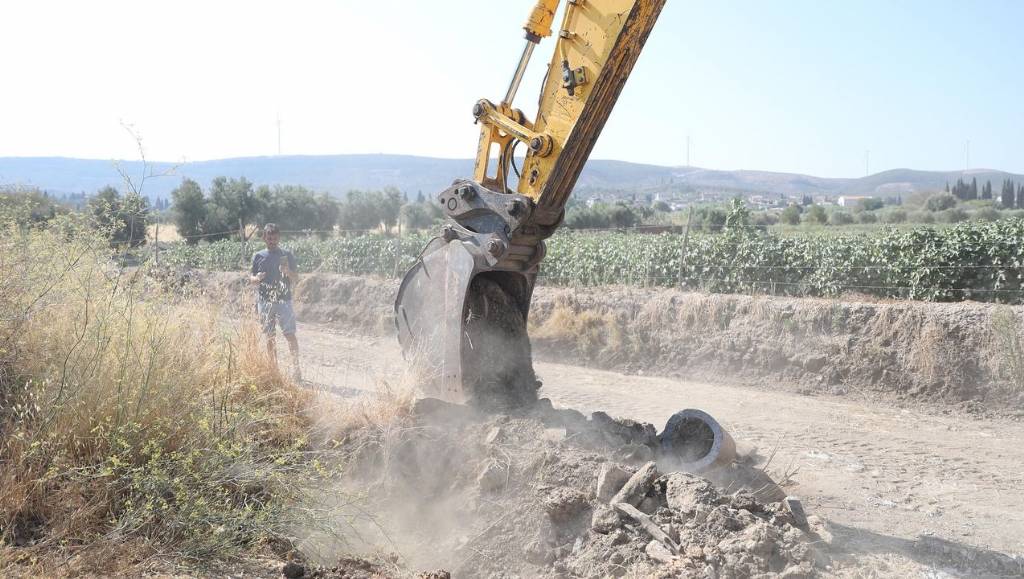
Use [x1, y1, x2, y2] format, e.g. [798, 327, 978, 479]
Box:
[658, 409, 736, 473]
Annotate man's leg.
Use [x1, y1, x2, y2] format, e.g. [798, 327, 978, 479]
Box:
[280, 302, 300, 381]
[258, 300, 278, 367]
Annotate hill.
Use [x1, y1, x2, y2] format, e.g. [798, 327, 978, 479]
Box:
[1, 154, 1021, 201]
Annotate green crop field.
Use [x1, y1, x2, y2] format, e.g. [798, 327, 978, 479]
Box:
[157, 218, 1024, 303]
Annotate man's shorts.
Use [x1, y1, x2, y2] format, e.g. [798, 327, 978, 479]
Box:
[257, 299, 297, 336]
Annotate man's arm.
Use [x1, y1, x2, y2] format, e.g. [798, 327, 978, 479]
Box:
[250, 254, 265, 285]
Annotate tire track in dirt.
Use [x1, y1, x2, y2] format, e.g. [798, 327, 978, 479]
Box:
[295, 322, 1024, 573]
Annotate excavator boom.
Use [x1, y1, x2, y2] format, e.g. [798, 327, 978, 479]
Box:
[395, 0, 666, 409]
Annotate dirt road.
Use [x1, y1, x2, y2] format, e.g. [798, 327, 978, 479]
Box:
[297, 323, 1024, 576]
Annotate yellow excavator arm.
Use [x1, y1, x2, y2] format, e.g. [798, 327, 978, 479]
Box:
[396, 0, 666, 409]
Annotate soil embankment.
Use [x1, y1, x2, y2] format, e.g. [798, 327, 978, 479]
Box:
[201, 272, 1024, 408]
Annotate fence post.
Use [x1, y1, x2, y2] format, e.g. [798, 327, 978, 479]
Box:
[677, 206, 693, 288]
[238, 219, 246, 270]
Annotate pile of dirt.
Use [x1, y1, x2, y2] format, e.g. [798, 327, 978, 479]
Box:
[315, 397, 825, 578]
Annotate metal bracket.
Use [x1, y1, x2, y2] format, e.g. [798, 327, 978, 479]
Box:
[436, 179, 536, 268]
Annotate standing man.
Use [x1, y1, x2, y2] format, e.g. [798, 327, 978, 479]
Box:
[250, 223, 301, 380]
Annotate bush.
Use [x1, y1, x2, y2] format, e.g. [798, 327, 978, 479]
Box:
[926, 192, 958, 212]
[973, 206, 1000, 222]
[830, 211, 855, 226]
[883, 208, 908, 224]
[0, 218, 334, 567]
[0, 187, 66, 225]
[780, 204, 802, 226]
[805, 205, 828, 225]
[857, 212, 878, 224]
[88, 186, 148, 247]
[940, 207, 968, 223]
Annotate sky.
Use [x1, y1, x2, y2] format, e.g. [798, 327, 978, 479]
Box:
[1, 0, 1022, 178]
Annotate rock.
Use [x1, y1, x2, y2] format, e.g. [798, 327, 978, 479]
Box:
[638, 495, 662, 515]
[803, 356, 827, 373]
[610, 529, 629, 545]
[591, 411, 658, 447]
[412, 398, 476, 424]
[684, 545, 704, 559]
[614, 443, 654, 464]
[645, 540, 677, 564]
[485, 426, 503, 444]
[416, 572, 451, 579]
[596, 464, 631, 502]
[554, 407, 589, 431]
[476, 461, 507, 493]
[591, 504, 623, 534]
[543, 487, 590, 523]
[784, 496, 809, 530]
[544, 427, 568, 443]
[806, 515, 833, 545]
[282, 562, 305, 579]
[610, 461, 659, 507]
[664, 472, 719, 514]
[524, 540, 554, 565]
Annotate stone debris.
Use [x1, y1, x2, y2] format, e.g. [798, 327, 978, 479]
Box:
[613, 502, 680, 554]
[784, 496, 809, 530]
[645, 539, 678, 564]
[596, 463, 632, 502]
[664, 472, 719, 514]
[484, 426, 504, 444]
[610, 461, 659, 507]
[476, 460, 507, 493]
[543, 487, 590, 524]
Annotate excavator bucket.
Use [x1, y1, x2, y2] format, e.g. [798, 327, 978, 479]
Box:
[395, 181, 541, 409]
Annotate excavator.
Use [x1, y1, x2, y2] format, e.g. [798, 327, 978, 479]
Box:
[395, 0, 666, 410]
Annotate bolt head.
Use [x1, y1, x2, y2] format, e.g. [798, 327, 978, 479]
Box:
[442, 226, 457, 241]
[487, 239, 504, 257]
[472, 103, 484, 117]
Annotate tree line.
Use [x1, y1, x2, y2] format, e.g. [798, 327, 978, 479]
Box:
[948, 177, 1024, 208]
[170, 178, 444, 245]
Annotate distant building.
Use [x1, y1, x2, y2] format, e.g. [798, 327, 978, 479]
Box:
[837, 195, 875, 208]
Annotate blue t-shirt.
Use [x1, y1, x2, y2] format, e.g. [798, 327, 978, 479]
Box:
[251, 248, 297, 302]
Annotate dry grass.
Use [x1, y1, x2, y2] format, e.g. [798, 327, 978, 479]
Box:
[0, 216, 333, 574]
[531, 300, 624, 360]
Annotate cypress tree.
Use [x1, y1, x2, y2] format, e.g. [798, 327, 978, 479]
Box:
[1001, 179, 1015, 208]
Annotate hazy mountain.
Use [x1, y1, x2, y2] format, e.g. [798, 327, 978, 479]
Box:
[1, 154, 1021, 201]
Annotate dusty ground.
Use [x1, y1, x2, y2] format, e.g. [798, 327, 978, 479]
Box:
[296, 322, 1024, 578]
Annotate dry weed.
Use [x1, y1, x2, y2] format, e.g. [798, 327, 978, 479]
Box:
[0, 218, 334, 572]
[531, 300, 623, 360]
